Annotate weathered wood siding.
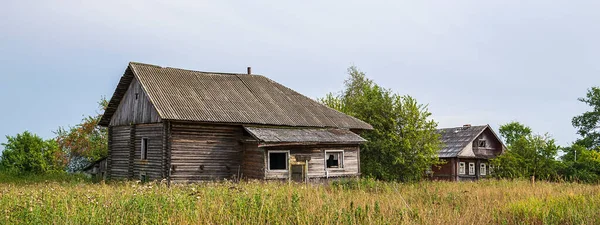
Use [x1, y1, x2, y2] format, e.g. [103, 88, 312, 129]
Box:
[133, 123, 164, 180]
[109, 126, 131, 179]
[264, 145, 360, 180]
[472, 129, 503, 158]
[431, 158, 457, 181]
[241, 143, 265, 179]
[109, 76, 161, 126]
[169, 123, 244, 182]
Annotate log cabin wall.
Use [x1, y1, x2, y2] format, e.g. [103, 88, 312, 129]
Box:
[431, 158, 457, 181]
[169, 122, 244, 182]
[108, 125, 131, 179]
[109, 76, 161, 126]
[264, 145, 360, 180]
[132, 123, 164, 180]
[241, 143, 265, 179]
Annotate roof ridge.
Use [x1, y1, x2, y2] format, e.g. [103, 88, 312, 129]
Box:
[129, 61, 262, 76]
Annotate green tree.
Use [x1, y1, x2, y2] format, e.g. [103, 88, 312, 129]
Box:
[491, 122, 560, 181]
[56, 98, 109, 171]
[499, 121, 532, 147]
[320, 66, 441, 181]
[0, 131, 66, 174]
[560, 144, 600, 183]
[572, 87, 600, 149]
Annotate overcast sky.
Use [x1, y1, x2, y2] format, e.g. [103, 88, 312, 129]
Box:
[1, 1, 599, 151]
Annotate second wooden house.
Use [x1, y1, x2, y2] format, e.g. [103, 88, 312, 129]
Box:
[98, 62, 373, 183]
[431, 124, 506, 181]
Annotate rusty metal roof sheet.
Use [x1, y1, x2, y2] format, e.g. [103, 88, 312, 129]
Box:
[244, 126, 366, 144]
[99, 62, 373, 130]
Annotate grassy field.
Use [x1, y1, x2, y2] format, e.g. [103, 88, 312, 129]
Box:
[0, 174, 598, 225]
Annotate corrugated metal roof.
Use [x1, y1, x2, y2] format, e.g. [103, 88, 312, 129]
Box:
[244, 126, 367, 144]
[99, 62, 373, 130]
[437, 125, 488, 158]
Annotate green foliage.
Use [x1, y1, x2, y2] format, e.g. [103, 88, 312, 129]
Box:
[572, 86, 600, 149]
[491, 122, 560, 181]
[56, 97, 109, 170]
[0, 131, 66, 174]
[560, 144, 600, 183]
[320, 66, 442, 181]
[498, 121, 532, 147]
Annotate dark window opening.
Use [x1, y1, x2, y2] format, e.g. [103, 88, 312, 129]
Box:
[269, 152, 287, 170]
[326, 152, 343, 168]
[140, 174, 147, 182]
[141, 138, 148, 160]
[135, 93, 139, 100]
[478, 140, 486, 147]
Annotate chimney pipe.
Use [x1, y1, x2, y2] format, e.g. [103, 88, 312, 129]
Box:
[247, 67, 251, 75]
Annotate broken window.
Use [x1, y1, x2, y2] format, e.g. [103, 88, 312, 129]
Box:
[141, 138, 148, 160]
[469, 162, 475, 175]
[459, 162, 465, 175]
[268, 151, 288, 170]
[478, 139, 487, 148]
[325, 151, 343, 169]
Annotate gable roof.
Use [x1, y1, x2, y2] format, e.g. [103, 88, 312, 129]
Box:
[99, 62, 373, 130]
[437, 125, 502, 158]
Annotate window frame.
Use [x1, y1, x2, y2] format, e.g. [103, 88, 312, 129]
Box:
[480, 163, 487, 176]
[458, 162, 466, 175]
[324, 150, 344, 170]
[267, 150, 289, 171]
[141, 138, 148, 160]
[469, 162, 475, 175]
[478, 139, 487, 148]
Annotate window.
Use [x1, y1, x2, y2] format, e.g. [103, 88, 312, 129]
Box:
[459, 162, 465, 175]
[268, 151, 288, 170]
[478, 139, 487, 147]
[141, 138, 148, 160]
[325, 150, 344, 169]
[469, 163, 475, 175]
[480, 163, 487, 176]
[140, 173, 147, 182]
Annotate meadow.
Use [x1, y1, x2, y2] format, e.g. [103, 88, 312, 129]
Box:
[0, 174, 598, 225]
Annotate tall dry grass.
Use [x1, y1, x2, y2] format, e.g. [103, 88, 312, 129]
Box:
[0, 175, 598, 224]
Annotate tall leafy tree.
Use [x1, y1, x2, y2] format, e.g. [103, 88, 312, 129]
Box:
[55, 98, 109, 171]
[0, 131, 66, 174]
[572, 87, 600, 150]
[491, 122, 560, 181]
[499, 121, 532, 147]
[321, 66, 441, 181]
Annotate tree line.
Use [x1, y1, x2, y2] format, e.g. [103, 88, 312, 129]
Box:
[1, 66, 599, 183]
[0, 99, 108, 174]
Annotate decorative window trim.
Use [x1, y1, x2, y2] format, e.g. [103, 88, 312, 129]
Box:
[141, 138, 148, 160]
[480, 163, 487, 176]
[469, 162, 475, 175]
[459, 162, 466, 175]
[324, 150, 344, 170]
[267, 150, 289, 171]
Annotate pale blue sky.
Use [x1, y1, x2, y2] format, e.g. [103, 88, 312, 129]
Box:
[1, 1, 599, 151]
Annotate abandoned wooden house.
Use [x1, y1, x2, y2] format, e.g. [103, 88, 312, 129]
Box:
[98, 62, 373, 182]
[431, 124, 506, 181]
